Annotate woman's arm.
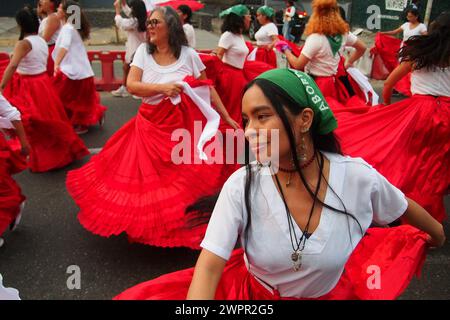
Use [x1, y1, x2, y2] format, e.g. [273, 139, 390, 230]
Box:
[381, 27, 403, 36]
[382, 61, 412, 105]
[345, 39, 367, 69]
[0, 41, 31, 92]
[53, 47, 68, 74]
[42, 13, 60, 43]
[285, 50, 310, 71]
[402, 198, 446, 247]
[212, 47, 226, 61]
[11, 120, 30, 156]
[187, 249, 227, 299]
[127, 66, 183, 98]
[198, 71, 240, 130]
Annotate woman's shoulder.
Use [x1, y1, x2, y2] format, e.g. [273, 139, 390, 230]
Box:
[325, 152, 376, 179]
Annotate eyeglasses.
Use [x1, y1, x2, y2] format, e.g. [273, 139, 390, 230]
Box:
[146, 18, 161, 28]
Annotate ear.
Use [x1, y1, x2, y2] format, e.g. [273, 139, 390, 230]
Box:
[294, 108, 314, 133]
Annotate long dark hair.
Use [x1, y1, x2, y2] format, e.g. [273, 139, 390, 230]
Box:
[178, 4, 193, 25]
[221, 12, 245, 34]
[399, 12, 450, 70]
[130, 0, 147, 33]
[62, 0, 91, 40]
[187, 79, 362, 243]
[49, 0, 61, 13]
[16, 5, 40, 40]
[147, 6, 188, 59]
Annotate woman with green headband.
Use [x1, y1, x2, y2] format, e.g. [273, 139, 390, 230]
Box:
[115, 69, 444, 300]
[252, 5, 279, 67]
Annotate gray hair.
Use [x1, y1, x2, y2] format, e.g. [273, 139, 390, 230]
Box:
[147, 6, 188, 58]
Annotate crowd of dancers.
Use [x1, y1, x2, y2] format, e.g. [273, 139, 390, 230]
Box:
[0, 0, 448, 300]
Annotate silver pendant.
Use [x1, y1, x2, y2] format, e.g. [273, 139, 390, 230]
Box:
[291, 252, 302, 271]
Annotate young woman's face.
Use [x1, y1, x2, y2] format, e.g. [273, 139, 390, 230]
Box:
[407, 12, 418, 23]
[243, 14, 252, 31]
[177, 10, 187, 24]
[147, 11, 169, 46]
[256, 12, 267, 25]
[242, 85, 294, 164]
[41, 0, 55, 13]
[56, 4, 65, 20]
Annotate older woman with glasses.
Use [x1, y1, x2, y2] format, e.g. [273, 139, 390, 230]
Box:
[66, 6, 240, 249]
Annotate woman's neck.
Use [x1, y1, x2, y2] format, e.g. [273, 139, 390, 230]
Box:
[156, 43, 172, 55]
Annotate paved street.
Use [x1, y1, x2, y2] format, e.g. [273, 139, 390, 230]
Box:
[0, 28, 449, 300]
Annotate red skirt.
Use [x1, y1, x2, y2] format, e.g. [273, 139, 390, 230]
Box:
[255, 47, 277, 68]
[0, 135, 25, 236]
[53, 72, 107, 127]
[66, 96, 239, 249]
[114, 225, 427, 300]
[333, 95, 450, 222]
[46, 45, 55, 77]
[3, 73, 89, 172]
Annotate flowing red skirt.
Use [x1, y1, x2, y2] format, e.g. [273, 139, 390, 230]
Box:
[46, 45, 55, 77]
[255, 48, 277, 68]
[66, 96, 239, 249]
[3, 73, 89, 172]
[114, 225, 427, 300]
[332, 95, 450, 222]
[53, 72, 107, 127]
[0, 135, 25, 236]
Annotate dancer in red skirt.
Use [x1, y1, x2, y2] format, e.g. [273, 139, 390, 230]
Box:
[66, 6, 240, 249]
[0, 94, 29, 248]
[332, 12, 450, 223]
[53, 0, 107, 134]
[281, 0, 367, 105]
[252, 6, 278, 68]
[0, 6, 89, 172]
[115, 69, 445, 300]
[38, 0, 62, 77]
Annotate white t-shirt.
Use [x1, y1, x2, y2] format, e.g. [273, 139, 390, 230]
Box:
[302, 32, 358, 77]
[183, 24, 196, 48]
[16, 35, 48, 75]
[401, 22, 427, 43]
[411, 67, 450, 97]
[115, 15, 147, 63]
[52, 24, 94, 80]
[201, 152, 407, 298]
[38, 14, 62, 46]
[0, 94, 21, 122]
[255, 23, 279, 46]
[131, 44, 206, 105]
[218, 31, 249, 69]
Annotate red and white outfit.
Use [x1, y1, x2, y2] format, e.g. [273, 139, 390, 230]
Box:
[38, 13, 62, 77]
[0, 94, 25, 237]
[3, 35, 89, 172]
[52, 24, 107, 127]
[115, 153, 428, 300]
[301, 32, 367, 104]
[115, 12, 147, 64]
[66, 45, 239, 248]
[253, 22, 278, 67]
[331, 67, 450, 222]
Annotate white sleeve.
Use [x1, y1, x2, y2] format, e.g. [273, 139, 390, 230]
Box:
[218, 32, 233, 50]
[58, 25, 73, 50]
[0, 95, 21, 121]
[115, 15, 137, 31]
[370, 168, 408, 225]
[130, 44, 146, 69]
[345, 32, 358, 46]
[186, 48, 205, 78]
[122, 4, 132, 17]
[267, 23, 279, 37]
[200, 173, 245, 261]
[420, 24, 428, 33]
[302, 34, 322, 59]
[400, 22, 408, 31]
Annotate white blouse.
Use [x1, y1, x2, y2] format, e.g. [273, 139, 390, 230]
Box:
[115, 15, 147, 63]
[0, 94, 21, 129]
[52, 24, 94, 80]
[218, 31, 249, 69]
[255, 23, 279, 46]
[131, 44, 206, 105]
[301, 32, 358, 77]
[183, 24, 196, 48]
[38, 14, 62, 46]
[201, 152, 407, 298]
[411, 67, 450, 97]
[16, 35, 48, 75]
[401, 22, 427, 43]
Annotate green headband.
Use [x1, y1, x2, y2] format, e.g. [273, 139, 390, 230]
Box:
[257, 5, 275, 18]
[256, 69, 337, 135]
[219, 4, 249, 18]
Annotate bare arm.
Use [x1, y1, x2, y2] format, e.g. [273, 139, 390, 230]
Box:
[42, 14, 60, 43]
[198, 71, 240, 129]
[213, 47, 226, 61]
[382, 61, 412, 105]
[0, 40, 31, 92]
[126, 66, 182, 98]
[53, 47, 68, 74]
[285, 51, 310, 71]
[11, 120, 30, 156]
[402, 198, 446, 247]
[345, 39, 367, 68]
[187, 249, 227, 299]
[381, 27, 403, 36]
